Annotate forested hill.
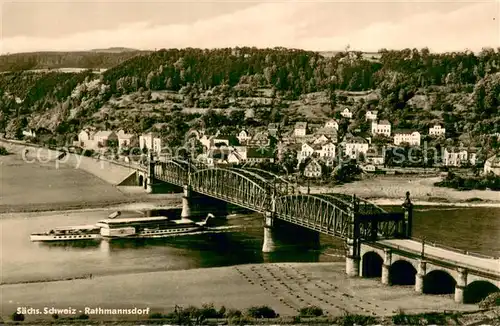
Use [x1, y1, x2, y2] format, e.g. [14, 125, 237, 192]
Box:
[0, 49, 150, 72]
[1, 47, 499, 153]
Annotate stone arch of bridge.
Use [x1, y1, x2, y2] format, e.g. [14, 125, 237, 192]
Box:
[389, 259, 417, 285]
[423, 269, 457, 295]
[361, 251, 383, 278]
[463, 281, 499, 304]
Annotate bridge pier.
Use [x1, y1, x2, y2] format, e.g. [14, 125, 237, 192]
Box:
[346, 238, 360, 277]
[415, 260, 426, 294]
[262, 212, 276, 253]
[181, 184, 192, 218]
[381, 248, 392, 285]
[454, 268, 467, 304]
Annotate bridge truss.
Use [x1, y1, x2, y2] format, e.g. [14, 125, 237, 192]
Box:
[150, 159, 408, 241]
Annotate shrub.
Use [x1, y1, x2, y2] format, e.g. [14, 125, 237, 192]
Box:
[246, 305, 277, 318]
[0, 146, 9, 155]
[225, 308, 242, 319]
[299, 305, 323, 317]
[11, 312, 25, 321]
[340, 313, 377, 326]
[76, 313, 89, 320]
[148, 312, 164, 319]
[51, 313, 59, 320]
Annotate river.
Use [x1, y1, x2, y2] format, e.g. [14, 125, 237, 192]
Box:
[1, 205, 498, 285]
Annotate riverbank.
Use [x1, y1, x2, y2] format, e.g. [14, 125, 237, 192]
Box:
[301, 175, 500, 207]
[0, 262, 479, 322]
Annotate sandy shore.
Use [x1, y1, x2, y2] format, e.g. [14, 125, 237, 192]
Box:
[0, 262, 479, 322]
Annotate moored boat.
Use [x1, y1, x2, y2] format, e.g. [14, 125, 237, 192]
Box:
[96, 212, 213, 239]
[30, 225, 101, 242]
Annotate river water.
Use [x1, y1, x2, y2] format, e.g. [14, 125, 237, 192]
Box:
[1, 205, 499, 284]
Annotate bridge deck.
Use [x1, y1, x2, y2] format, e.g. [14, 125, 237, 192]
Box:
[379, 239, 500, 275]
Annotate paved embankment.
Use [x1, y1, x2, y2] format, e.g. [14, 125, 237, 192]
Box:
[1, 139, 136, 185]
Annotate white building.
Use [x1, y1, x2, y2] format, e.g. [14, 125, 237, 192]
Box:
[324, 119, 339, 130]
[443, 148, 477, 167]
[429, 125, 446, 137]
[318, 142, 336, 160]
[298, 143, 315, 162]
[365, 110, 378, 121]
[22, 129, 36, 138]
[484, 154, 500, 176]
[371, 120, 391, 137]
[340, 108, 352, 119]
[304, 159, 323, 178]
[117, 130, 136, 149]
[140, 132, 162, 155]
[76, 129, 97, 149]
[294, 122, 308, 137]
[93, 131, 118, 148]
[394, 130, 421, 146]
[344, 137, 369, 160]
[237, 129, 251, 144]
[313, 135, 330, 145]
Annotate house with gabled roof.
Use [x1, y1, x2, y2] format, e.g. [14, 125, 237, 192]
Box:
[324, 119, 339, 130]
[484, 154, 500, 176]
[304, 158, 325, 178]
[294, 122, 308, 137]
[393, 130, 421, 146]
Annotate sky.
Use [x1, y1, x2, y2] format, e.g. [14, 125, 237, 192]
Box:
[0, 0, 499, 54]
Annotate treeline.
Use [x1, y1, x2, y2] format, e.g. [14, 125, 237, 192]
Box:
[0, 50, 148, 72]
[435, 172, 500, 191]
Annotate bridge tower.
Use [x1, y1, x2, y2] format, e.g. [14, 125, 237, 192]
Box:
[402, 191, 413, 238]
[345, 195, 361, 277]
[146, 152, 155, 194]
[181, 163, 192, 218]
[262, 187, 277, 253]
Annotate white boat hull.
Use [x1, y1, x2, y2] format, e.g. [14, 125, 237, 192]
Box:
[30, 234, 101, 242]
[103, 226, 203, 239]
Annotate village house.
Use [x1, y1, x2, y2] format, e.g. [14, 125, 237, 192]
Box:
[76, 129, 97, 149]
[246, 147, 275, 164]
[366, 147, 385, 166]
[365, 110, 378, 121]
[297, 142, 315, 162]
[206, 147, 232, 167]
[324, 119, 339, 130]
[443, 147, 478, 167]
[22, 129, 36, 138]
[393, 130, 421, 146]
[313, 135, 330, 145]
[429, 125, 446, 137]
[237, 129, 252, 144]
[247, 131, 271, 147]
[318, 142, 336, 162]
[304, 158, 325, 178]
[340, 108, 353, 119]
[484, 154, 500, 176]
[371, 120, 391, 137]
[315, 127, 338, 143]
[117, 130, 136, 149]
[94, 131, 118, 148]
[140, 132, 162, 155]
[343, 136, 369, 160]
[294, 122, 308, 137]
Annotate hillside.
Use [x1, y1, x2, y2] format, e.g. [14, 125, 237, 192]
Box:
[1, 47, 499, 155]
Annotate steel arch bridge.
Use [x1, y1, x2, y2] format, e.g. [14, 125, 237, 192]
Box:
[149, 159, 407, 241]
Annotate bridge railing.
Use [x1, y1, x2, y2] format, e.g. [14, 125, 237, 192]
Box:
[411, 237, 499, 260]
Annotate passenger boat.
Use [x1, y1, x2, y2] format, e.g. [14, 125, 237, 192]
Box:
[95, 211, 213, 239]
[30, 225, 102, 242]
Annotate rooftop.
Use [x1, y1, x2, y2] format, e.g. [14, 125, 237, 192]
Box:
[295, 122, 307, 129]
